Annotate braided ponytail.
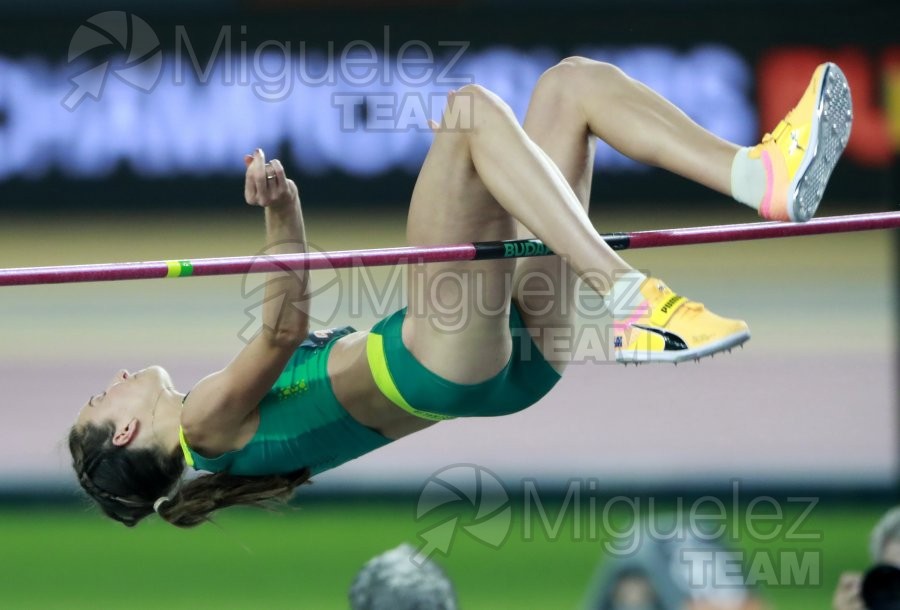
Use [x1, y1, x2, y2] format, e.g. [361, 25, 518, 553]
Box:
[70, 421, 311, 528]
[152, 468, 311, 527]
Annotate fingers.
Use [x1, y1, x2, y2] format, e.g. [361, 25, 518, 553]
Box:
[251, 149, 268, 203]
[244, 153, 257, 204]
[244, 149, 267, 204]
[244, 148, 271, 206]
[269, 158, 285, 188]
[267, 159, 298, 204]
[244, 149, 296, 207]
[833, 572, 864, 610]
[840, 572, 862, 591]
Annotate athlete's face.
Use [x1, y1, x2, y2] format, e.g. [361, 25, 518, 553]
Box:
[75, 366, 174, 449]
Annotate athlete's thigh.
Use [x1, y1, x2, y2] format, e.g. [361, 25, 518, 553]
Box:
[512, 76, 597, 371]
[403, 123, 517, 384]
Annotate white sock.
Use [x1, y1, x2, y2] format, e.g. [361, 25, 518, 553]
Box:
[730, 147, 768, 210]
[608, 270, 648, 319]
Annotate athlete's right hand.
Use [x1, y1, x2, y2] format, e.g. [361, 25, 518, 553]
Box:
[243, 148, 299, 208]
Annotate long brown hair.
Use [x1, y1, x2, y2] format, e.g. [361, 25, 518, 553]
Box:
[69, 421, 311, 527]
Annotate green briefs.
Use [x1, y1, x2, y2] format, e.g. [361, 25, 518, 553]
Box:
[366, 302, 562, 421]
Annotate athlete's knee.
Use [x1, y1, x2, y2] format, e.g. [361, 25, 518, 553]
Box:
[532, 58, 587, 110]
[537, 57, 628, 100]
[444, 84, 514, 133]
[456, 83, 505, 107]
[555, 55, 598, 74]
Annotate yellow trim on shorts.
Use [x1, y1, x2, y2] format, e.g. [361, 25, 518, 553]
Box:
[365, 332, 455, 422]
[178, 426, 195, 467]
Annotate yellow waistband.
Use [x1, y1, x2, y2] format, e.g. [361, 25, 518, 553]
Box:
[365, 331, 455, 422]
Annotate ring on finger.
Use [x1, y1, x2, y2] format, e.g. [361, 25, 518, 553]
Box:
[265, 163, 276, 180]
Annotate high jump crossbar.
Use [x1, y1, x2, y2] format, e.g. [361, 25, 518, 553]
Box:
[1, 211, 898, 287]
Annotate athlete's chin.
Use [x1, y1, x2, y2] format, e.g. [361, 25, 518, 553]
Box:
[141, 365, 173, 388]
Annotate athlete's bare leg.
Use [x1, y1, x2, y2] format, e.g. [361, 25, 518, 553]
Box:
[513, 57, 742, 373]
[404, 85, 636, 384]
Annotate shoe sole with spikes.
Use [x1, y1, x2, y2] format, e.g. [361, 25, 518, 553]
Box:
[616, 332, 751, 365]
[790, 63, 853, 222]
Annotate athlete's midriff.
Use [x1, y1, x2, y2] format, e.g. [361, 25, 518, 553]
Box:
[326, 330, 438, 440]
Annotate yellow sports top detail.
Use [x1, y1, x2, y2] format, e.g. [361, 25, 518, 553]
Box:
[178, 426, 195, 467]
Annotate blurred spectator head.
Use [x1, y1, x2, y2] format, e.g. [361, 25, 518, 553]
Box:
[349, 543, 458, 610]
[602, 566, 665, 610]
[585, 516, 768, 610]
[870, 506, 900, 567]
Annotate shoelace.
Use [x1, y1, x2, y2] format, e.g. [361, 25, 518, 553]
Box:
[683, 302, 706, 313]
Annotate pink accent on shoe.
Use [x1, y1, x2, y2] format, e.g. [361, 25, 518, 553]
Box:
[760, 149, 774, 218]
[612, 301, 650, 333]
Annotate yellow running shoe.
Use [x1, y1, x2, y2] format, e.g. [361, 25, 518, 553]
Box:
[613, 278, 750, 364]
[752, 62, 853, 222]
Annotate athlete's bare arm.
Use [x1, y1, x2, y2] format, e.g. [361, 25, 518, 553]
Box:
[182, 150, 310, 445]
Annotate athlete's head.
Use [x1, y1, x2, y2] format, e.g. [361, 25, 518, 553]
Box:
[69, 366, 185, 526]
[69, 365, 311, 528]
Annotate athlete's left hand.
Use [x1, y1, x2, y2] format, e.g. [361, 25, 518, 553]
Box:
[243, 148, 299, 208]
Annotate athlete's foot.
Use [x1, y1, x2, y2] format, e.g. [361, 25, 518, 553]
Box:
[752, 62, 853, 222]
[613, 278, 750, 364]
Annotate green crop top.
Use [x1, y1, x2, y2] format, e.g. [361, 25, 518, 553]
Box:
[178, 326, 392, 476]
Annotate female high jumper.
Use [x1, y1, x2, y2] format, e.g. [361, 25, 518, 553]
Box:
[70, 58, 852, 527]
